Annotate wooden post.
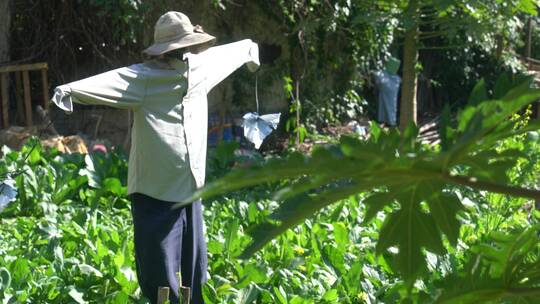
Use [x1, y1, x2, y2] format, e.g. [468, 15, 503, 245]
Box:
[156, 287, 170, 304]
[0, 73, 8, 129]
[179, 286, 191, 304]
[41, 68, 49, 110]
[15, 71, 24, 124]
[22, 70, 32, 126]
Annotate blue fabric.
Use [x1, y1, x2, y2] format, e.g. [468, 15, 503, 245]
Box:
[374, 71, 401, 126]
[130, 193, 207, 304]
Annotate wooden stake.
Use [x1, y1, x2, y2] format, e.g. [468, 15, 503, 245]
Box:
[0, 73, 8, 129]
[179, 286, 191, 304]
[41, 68, 49, 110]
[177, 271, 191, 304]
[22, 70, 32, 126]
[157, 287, 170, 304]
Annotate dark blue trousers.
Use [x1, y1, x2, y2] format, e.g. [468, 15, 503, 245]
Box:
[130, 193, 207, 304]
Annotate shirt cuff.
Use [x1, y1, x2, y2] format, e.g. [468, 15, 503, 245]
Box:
[51, 85, 74, 114]
[246, 41, 260, 72]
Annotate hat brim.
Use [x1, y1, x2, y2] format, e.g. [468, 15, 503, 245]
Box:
[143, 33, 216, 56]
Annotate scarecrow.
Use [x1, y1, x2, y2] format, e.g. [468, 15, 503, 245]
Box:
[51, 11, 260, 304]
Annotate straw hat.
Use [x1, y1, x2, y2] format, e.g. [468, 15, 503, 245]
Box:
[143, 11, 216, 56]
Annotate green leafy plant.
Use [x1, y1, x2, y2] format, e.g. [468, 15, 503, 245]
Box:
[430, 225, 540, 303]
[183, 75, 540, 300]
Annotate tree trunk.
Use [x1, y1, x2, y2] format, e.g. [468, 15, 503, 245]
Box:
[0, 0, 11, 64]
[399, 0, 419, 130]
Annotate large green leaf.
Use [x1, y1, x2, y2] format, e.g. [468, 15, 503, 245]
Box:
[376, 184, 445, 284]
[425, 191, 463, 246]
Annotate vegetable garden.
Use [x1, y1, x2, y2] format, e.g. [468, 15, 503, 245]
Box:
[2, 76, 540, 303]
[3, 0, 540, 303]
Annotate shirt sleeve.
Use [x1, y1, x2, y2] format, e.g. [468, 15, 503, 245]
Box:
[51, 65, 146, 113]
[196, 39, 260, 92]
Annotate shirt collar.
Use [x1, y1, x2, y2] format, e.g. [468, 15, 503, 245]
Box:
[167, 58, 187, 73]
[145, 58, 187, 74]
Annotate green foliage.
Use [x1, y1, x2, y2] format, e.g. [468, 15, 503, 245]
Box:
[432, 226, 540, 303]
[0, 146, 137, 303]
[185, 75, 540, 300]
[3, 106, 540, 302]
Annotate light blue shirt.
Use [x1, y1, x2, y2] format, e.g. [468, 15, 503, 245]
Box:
[52, 40, 260, 202]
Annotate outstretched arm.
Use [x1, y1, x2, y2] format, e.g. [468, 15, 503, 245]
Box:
[51, 65, 147, 113]
[192, 39, 259, 92]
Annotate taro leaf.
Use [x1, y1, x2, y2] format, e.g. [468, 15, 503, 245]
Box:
[81, 153, 106, 188]
[68, 287, 87, 304]
[213, 141, 240, 169]
[0, 267, 11, 290]
[238, 283, 260, 304]
[322, 289, 339, 302]
[376, 184, 445, 285]
[103, 177, 126, 196]
[10, 258, 30, 282]
[274, 286, 288, 304]
[78, 264, 103, 278]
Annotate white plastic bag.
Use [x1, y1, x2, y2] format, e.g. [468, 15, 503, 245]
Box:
[0, 178, 17, 213]
[242, 112, 281, 149]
